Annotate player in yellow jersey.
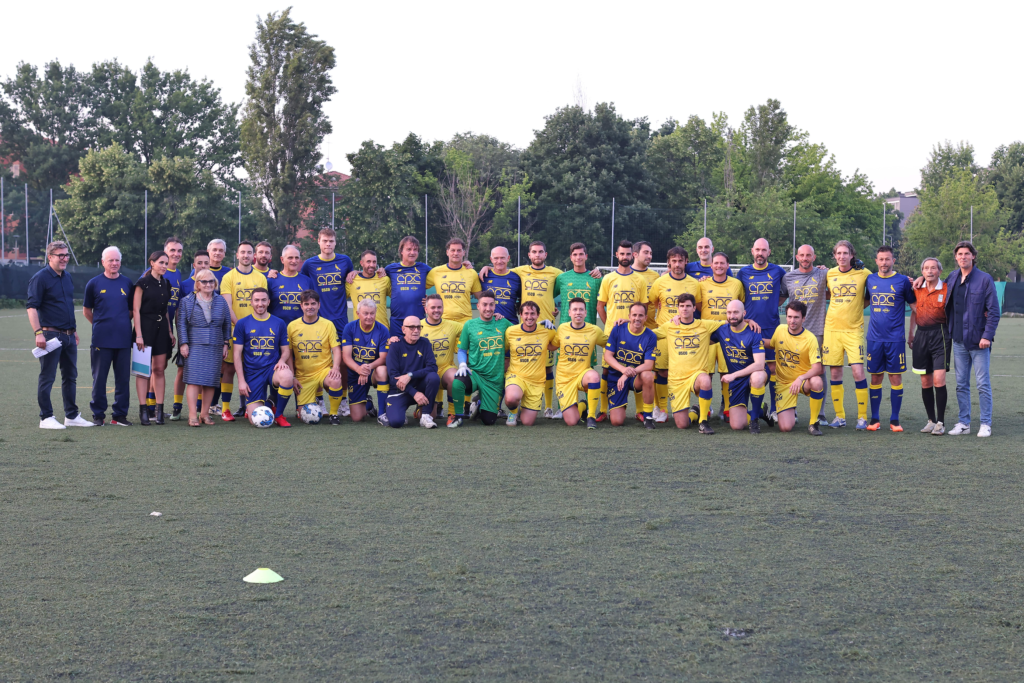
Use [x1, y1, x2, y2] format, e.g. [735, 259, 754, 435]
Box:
[419, 293, 464, 423]
[823, 240, 871, 429]
[287, 290, 345, 424]
[347, 249, 390, 324]
[698, 251, 746, 419]
[764, 301, 825, 435]
[219, 241, 268, 420]
[504, 301, 559, 426]
[554, 298, 607, 427]
[657, 293, 761, 433]
[631, 240, 660, 329]
[648, 246, 701, 422]
[426, 238, 481, 323]
[598, 240, 650, 417]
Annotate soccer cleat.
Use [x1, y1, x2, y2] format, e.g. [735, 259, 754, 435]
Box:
[40, 417, 66, 430]
[978, 424, 992, 438]
[636, 412, 645, 425]
[818, 417, 829, 427]
[551, 409, 562, 419]
[90, 415, 106, 427]
[855, 418, 868, 430]
[595, 411, 607, 423]
[866, 420, 881, 431]
[587, 417, 598, 430]
[65, 414, 96, 428]
[808, 424, 823, 436]
[447, 416, 463, 429]
[760, 413, 776, 429]
[420, 413, 437, 429]
[948, 422, 970, 435]
[889, 421, 903, 433]
[769, 411, 778, 424]
[377, 414, 390, 427]
[749, 420, 761, 435]
[496, 409, 508, 420]
[210, 405, 223, 416]
[339, 397, 351, 417]
[653, 406, 668, 423]
[688, 405, 699, 422]
[698, 420, 715, 435]
[707, 405, 717, 419]
[170, 407, 182, 421]
[316, 396, 325, 412]
[329, 415, 341, 426]
[366, 401, 377, 418]
[469, 399, 481, 420]
[723, 409, 730, 421]
[644, 417, 655, 430]
[506, 412, 518, 426]
[274, 415, 292, 428]
[920, 420, 937, 433]
[543, 408, 554, 419]
[829, 417, 846, 429]
[413, 406, 422, 420]
[233, 407, 248, 419]
[931, 421, 945, 435]
[221, 410, 236, 422]
[110, 417, 133, 427]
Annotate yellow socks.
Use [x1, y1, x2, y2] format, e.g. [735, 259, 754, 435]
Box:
[830, 381, 845, 420]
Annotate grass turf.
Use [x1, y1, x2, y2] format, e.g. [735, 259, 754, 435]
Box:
[1, 311, 1022, 680]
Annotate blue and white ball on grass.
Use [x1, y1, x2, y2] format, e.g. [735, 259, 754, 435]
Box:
[299, 403, 323, 425]
[249, 405, 275, 428]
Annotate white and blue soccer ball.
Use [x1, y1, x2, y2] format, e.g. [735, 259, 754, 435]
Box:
[249, 405, 275, 428]
[300, 403, 323, 425]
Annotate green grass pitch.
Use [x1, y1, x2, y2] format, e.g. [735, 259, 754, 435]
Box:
[1, 311, 1022, 680]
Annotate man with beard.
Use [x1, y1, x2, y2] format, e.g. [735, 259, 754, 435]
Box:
[598, 241, 650, 420]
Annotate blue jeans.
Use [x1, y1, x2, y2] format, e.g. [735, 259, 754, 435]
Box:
[385, 374, 440, 428]
[952, 342, 992, 426]
[90, 346, 131, 420]
[37, 330, 79, 420]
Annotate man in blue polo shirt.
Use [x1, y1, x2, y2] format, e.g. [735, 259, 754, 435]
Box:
[26, 241, 94, 429]
[83, 246, 135, 426]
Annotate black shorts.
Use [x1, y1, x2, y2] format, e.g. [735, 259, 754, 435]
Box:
[912, 325, 950, 375]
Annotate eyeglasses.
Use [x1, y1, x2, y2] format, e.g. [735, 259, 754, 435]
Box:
[403, 325, 421, 330]
[199, 279, 216, 285]
[53, 254, 70, 260]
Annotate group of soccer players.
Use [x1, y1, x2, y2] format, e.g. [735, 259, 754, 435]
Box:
[160, 225, 933, 436]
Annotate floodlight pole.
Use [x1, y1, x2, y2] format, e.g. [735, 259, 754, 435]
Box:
[704, 198, 707, 237]
[25, 183, 29, 264]
[424, 195, 429, 264]
[792, 201, 797, 266]
[970, 205, 973, 242]
[882, 200, 886, 245]
[144, 190, 148, 269]
[238, 191, 242, 243]
[610, 198, 616, 267]
[48, 189, 53, 245]
[517, 195, 521, 267]
[331, 191, 335, 231]
[1, 176, 4, 263]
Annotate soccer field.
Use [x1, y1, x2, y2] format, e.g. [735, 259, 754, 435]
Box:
[1, 311, 1022, 680]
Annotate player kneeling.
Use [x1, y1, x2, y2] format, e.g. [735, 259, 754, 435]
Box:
[764, 301, 826, 435]
[287, 290, 345, 425]
[603, 303, 658, 429]
[717, 300, 769, 434]
[233, 288, 294, 428]
[554, 298, 607, 427]
[341, 299, 390, 424]
[503, 301, 558, 426]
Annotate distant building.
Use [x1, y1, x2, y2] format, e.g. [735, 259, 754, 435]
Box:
[885, 192, 920, 230]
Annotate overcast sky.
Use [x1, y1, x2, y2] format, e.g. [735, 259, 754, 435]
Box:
[5, 1, 1020, 195]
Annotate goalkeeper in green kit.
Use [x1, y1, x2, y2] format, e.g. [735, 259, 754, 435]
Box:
[448, 290, 512, 428]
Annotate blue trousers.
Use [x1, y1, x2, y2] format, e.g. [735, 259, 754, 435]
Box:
[952, 342, 992, 426]
[37, 330, 79, 420]
[385, 374, 440, 428]
[90, 346, 131, 420]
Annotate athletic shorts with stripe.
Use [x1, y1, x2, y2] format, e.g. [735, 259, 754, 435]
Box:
[911, 325, 950, 374]
[822, 329, 865, 366]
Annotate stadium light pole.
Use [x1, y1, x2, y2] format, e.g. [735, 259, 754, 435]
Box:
[238, 191, 242, 243]
[970, 205, 973, 242]
[424, 195, 428, 264]
[517, 195, 521, 267]
[882, 200, 886, 245]
[610, 198, 616, 267]
[48, 189, 53, 245]
[703, 198, 707, 237]
[144, 190, 148, 270]
[0, 176, 4, 263]
[25, 183, 29, 264]
[792, 201, 797, 266]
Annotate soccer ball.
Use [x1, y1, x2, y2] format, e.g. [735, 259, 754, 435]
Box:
[249, 406, 274, 428]
[300, 403, 323, 425]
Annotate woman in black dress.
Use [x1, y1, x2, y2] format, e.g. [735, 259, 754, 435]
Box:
[133, 251, 174, 425]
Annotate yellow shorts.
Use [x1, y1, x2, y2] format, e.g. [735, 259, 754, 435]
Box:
[295, 367, 333, 406]
[667, 373, 702, 413]
[506, 373, 544, 411]
[704, 342, 726, 374]
[654, 337, 669, 371]
[822, 329, 865, 366]
[555, 369, 594, 411]
[775, 379, 810, 412]
[437, 364, 453, 381]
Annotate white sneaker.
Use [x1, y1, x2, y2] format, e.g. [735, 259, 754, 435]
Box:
[339, 397, 351, 417]
[64, 414, 96, 428]
[707, 405, 717, 419]
[948, 422, 970, 436]
[469, 399, 480, 420]
[978, 424, 991, 438]
[40, 416, 66, 430]
[931, 421, 945, 435]
[920, 420, 937, 433]
[419, 413, 437, 429]
[653, 406, 668, 423]
[551, 408, 563, 419]
[506, 412, 518, 426]
[543, 407, 554, 419]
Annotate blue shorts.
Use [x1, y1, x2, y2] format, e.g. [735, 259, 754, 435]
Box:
[761, 326, 777, 362]
[244, 366, 275, 406]
[728, 376, 751, 409]
[346, 369, 378, 404]
[607, 372, 640, 410]
[866, 340, 907, 374]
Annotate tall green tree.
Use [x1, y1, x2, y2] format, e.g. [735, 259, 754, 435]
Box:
[919, 140, 977, 195]
[240, 8, 336, 251]
[739, 98, 794, 191]
[987, 141, 1024, 233]
[647, 114, 723, 210]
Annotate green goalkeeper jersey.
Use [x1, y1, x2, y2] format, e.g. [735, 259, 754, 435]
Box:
[459, 316, 513, 379]
[554, 269, 601, 325]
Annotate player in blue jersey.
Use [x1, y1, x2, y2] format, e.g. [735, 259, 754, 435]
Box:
[171, 249, 210, 420]
[482, 246, 522, 323]
[603, 302, 658, 429]
[736, 238, 789, 423]
[232, 288, 294, 428]
[685, 236, 714, 280]
[715, 300, 768, 434]
[267, 245, 311, 325]
[341, 299, 391, 424]
[190, 239, 230, 284]
[300, 227, 354, 416]
[865, 245, 917, 432]
[382, 236, 433, 336]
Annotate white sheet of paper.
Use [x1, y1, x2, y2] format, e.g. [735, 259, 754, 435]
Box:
[131, 345, 153, 377]
[31, 337, 63, 358]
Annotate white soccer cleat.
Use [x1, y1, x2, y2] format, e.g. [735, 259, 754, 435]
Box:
[653, 406, 668, 423]
[543, 408, 554, 419]
[469, 399, 480, 420]
[419, 413, 437, 429]
[920, 420, 937, 433]
[948, 422, 970, 435]
[551, 408, 563, 419]
[978, 424, 991, 438]
[930, 421, 945, 435]
[506, 412, 518, 426]
[339, 397, 351, 416]
[64, 414, 96, 428]
[40, 417, 66, 430]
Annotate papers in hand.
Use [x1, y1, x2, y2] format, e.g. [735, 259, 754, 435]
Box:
[131, 345, 153, 377]
[31, 337, 63, 358]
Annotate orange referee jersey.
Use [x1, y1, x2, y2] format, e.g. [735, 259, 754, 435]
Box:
[915, 281, 947, 327]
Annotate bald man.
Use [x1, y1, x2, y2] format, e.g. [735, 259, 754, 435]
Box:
[685, 237, 714, 280]
[782, 244, 830, 425]
[717, 300, 768, 433]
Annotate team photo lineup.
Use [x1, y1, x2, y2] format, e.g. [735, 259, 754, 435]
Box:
[29, 224, 999, 438]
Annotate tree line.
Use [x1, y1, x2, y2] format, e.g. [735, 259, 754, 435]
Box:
[2, 8, 1022, 277]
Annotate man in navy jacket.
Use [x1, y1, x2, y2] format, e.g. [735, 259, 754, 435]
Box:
[944, 241, 1000, 437]
[384, 316, 440, 428]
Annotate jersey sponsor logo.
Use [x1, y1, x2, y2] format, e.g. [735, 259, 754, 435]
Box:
[777, 348, 802, 367]
[524, 279, 549, 293]
[439, 281, 467, 294]
[791, 285, 818, 300]
[430, 338, 451, 354]
[277, 291, 303, 305]
[748, 281, 775, 295]
[832, 283, 859, 297]
[396, 273, 422, 286]
[612, 290, 637, 304]
[317, 272, 345, 287]
[234, 288, 256, 303]
[673, 335, 701, 350]
[478, 336, 504, 351]
[567, 288, 592, 302]
[294, 340, 324, 353]
[871, 293, 896, 307]
[562, 343, 592, 359]
[489, 286, 513, 300]
[725, 346, 749, 362]
[248, 335, 279, 351]
[615, 349, 646, 366]
[352, 346, 380, 363]
[356, 291, 384, 303]
[706, 296, 730, 311]
[514, 343, 544, 358]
